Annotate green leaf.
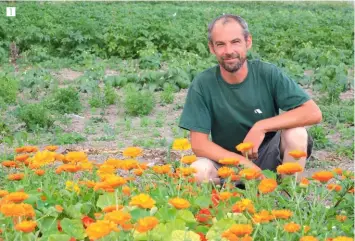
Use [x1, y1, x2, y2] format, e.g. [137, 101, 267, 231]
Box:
[66, 203, 82, 219]
[262, 170, 277, 179]
[206, 218, 235, 240]
[193, 196, 211, 209]
[155, 205, 177, 222]
[96, 192, 119, 210]
[38, 217, 58, 233]
[130, 208, 151, 222]
[176, 210, 196, 224]
[61, 218, 86, 240]
[48, 234, 72, 241]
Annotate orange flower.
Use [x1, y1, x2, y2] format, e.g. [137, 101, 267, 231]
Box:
[300, 236, 319, 241]
[284, 222, 301, 233]
[333, 168, 343, 175]
[0, 203, 35, 217]
[122, 147, 143, 158]
[219, 192, 233, 201]
[336, 215, 347, 222]
[172, 138, 191, 151]
[232, 199, 255, 214]
[133, 169, 143, 176]
[300, 178, 310, 188]
[85, 220, 119, 240]
[258, 179, 277, 194]
[217, 167, 235, 178]
[94, 182, 114, 192]
[271, 209, 293, 219]
[15, 220, 37, 233]
[44, 145, 58, 151]
[104, 210, 131, 226]
[236, 142, 253, 152]
[5, 192, 29, 203]
[312, 171, 334, 183]
[348, 187, 354, 194]
[229, 224, 253, 237]
[55, 205, 64, 212]
[169, 197, 190, 209]
[15, 154, 30, 162]
[152, 165, 171, 174]
[288, 150, 307, 159]
[129, 194, 155, 209]
[327, 184, 342, 192]
[135, 216, 159, 233]
[35, 169, 45, 176]
[277, 162, 303, 175]
[103, 205, 124, 213]
[2, 161, 18, 168]
[0, 190, 9, 197]
[82, 216, 95, 228]
[218, 157, 240, 166]
[181, 155, 197, 164]
[56, 164, 81, 174]
[239, 168, 261, 180]
[8, 173, 24, 181]
[252, 210, 273, 224]
[122, 186, 131, 196]
[104, 175, 127, 188]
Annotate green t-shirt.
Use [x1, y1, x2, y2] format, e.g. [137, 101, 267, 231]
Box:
[178, 59, 311, 154]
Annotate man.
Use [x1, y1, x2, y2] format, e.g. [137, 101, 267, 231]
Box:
[178, 14, 322, 185]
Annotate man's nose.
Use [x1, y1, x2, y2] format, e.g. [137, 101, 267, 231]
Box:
[224, 44, 233, 55]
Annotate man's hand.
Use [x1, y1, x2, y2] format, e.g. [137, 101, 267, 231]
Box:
[242, 123, 266, 160]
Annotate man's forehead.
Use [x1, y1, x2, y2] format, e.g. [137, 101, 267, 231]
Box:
[211, 19, 244, 40]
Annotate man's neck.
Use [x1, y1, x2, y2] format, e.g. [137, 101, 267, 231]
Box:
[220, 61, 248, 84]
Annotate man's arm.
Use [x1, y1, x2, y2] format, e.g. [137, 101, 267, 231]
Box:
[190, 131, 261, 170]
[255, 99, 322, 133]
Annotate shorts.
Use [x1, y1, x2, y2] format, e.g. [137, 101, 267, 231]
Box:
[212, 130, 314, 172]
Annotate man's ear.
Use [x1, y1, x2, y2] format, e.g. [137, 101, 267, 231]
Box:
[208, 42, 215, 54]
[246, 35, 252, 50]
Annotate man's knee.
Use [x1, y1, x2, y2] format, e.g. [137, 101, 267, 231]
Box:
[191, 158, 218, 183]
[281, 127, 308, 149]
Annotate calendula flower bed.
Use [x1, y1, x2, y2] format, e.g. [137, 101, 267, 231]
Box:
[0, 140, 353, 241]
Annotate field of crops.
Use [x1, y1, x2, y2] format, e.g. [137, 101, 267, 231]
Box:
[0, 1, 354, 241]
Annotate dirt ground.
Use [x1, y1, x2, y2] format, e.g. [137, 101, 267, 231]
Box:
[1, 67, 353, 178]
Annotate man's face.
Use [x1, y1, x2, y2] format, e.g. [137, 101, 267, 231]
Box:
[208, 19, 252, 73]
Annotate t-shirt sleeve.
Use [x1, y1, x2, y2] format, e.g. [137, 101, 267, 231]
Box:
[271, 66, 311, 111]
[178, 84, 211, 134]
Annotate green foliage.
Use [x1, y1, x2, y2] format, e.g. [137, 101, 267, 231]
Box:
[45, 87, 82, 114]
[54, 132, 86, 145]
[0, 73, 18, 104]
[160, 83, 175, 105]
[15, 102, 54, 131]
[319, 101, 353, 125]
[123, 84, 155, 116]
[104, 84, 117, 105]
[308, 125, 329, 149]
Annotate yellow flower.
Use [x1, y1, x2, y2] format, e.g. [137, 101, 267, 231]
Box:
[300, 236, 318, 241]
[219, 192, 233, 201]
[31, 151, 56, 167]
[232, 199, 255, 214]
[252, 210, 273, 224]
[129, 194, 156, 209]
[236, 142, 253, 152]
[172, 138, 191, 151]
[169, 197, 190, 209]
[276, 162, 303, 175]
[332, 237, 354, 241]
[239, 168, 261, 180]
[122, 147, 143, 158]
[65, 151, 88, 163]
[152, 165, 171, 174]
[65, 181, 80, 194]
[228, 224, 253, 237]
[181, 155, 197, 164]
[217, 166, 235, 178]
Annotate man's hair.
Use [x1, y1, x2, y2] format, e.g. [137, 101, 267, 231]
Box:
[207, 14, 250, 43]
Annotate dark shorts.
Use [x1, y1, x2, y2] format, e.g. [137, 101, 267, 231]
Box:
[213, 130, 313, 172]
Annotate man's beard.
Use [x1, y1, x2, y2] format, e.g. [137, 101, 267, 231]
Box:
[219, 53, 246, 73]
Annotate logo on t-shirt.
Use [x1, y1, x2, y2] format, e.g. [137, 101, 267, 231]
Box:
[254, 109, 263, 114]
